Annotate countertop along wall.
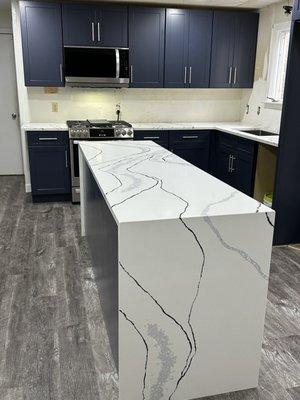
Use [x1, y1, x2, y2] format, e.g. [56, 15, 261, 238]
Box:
[240, 1, 291, 133]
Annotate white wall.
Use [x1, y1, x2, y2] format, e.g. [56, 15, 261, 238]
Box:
[28, 87, 243, 123]
[0, 8, 12, 29]
[240, 1, 291, 132]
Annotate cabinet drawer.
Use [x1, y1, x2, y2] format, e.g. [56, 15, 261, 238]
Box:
[134, 130, 169, 141]
[218, 133, 255, 155]
[218, 132, 236, 149]
[235, 136, 256, 155]
[170, 130, 209, 143]
[27, 131, 69, 146]
[134, 130, 169, 149]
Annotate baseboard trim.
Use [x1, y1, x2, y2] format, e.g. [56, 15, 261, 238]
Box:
[25, 183, 31, 193]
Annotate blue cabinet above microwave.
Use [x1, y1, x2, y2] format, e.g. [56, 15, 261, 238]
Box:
[62, 3, 128, 47]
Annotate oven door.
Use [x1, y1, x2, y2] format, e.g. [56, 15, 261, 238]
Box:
[70, 138, 110, 186]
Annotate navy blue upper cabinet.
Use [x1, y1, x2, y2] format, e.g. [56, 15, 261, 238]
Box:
[232, 13, 258, 88]
[210, 11, 236, 88]
[62, 4, 97, 46]
[62, 3, 128, 47]
[20, 1, 63, 87]
[188, 10, 213, 88]
[165, 9, 212, 88]
[100, 5, 128, 47]
[129, 6, 165, 88]
[210, 11, 258, 88]
[164, 9, 189, 88]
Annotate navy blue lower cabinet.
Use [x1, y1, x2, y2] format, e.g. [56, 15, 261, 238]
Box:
[215, 133, 257, 196]
[27, 131, 71, 202]
[134, 130, 169, 149]
[169, 131, 211, 171]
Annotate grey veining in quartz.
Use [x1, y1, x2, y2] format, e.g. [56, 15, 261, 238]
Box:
[0, 175, 298, 400]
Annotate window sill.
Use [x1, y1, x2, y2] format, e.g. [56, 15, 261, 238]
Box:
[263, 101, 283, 111]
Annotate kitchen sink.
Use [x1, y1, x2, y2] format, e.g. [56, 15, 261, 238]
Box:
[240, 129, 277, 136]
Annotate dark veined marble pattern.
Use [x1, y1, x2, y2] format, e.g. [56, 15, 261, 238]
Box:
[0, 175, 299, 400]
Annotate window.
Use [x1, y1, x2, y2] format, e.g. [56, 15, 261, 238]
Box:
[267, 22, 291, 103]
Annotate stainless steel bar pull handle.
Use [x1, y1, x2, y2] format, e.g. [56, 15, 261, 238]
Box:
[97, 22, 100, 42]
[189, 67, 192, 84]
[183, 135, 198, 139]
[231, 156, 236, 172]
[65, 150, 68, 168]
[233, 67, 237, 85]
[59, 63, 63, 82]
[144, 136, 160, 140]
[184, 67, 187, 84]
[228, 155, 232, 172]
[39, 137, 58, 141]
[91, 22, 95, 42]
[229, 67, 233, 85]
[130, 65, 133, 83]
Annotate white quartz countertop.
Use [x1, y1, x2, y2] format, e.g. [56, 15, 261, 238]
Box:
[22, 122, 68, 131]
[132, 122, 279, 147]
[79, 140, 272, 224]
[22, 121, 279, 147]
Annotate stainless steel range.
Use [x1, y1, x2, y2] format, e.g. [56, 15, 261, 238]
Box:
[68, 119, 134, 202]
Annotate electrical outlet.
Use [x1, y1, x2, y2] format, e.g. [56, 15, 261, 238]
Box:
[52, 102, 59, 112]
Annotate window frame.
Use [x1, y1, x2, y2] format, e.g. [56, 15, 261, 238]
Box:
[267, 21, 291, 105]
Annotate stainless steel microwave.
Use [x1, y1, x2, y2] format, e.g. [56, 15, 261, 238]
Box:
[64, 46, 129, 88]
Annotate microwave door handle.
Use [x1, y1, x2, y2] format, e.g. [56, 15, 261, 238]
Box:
[97, 22, 100, 42]
[116, 49, 120, 79]
[91, 22, 95, 42]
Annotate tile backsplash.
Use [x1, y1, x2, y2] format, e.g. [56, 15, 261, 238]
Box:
[27, 87, 243, 123]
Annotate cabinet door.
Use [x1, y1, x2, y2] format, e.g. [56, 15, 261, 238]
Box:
[134, 131, 169, 149]
[232, 150, 256, 196]
[216, 144, 235, 187]
[232, 12, 258, 88]
[210, 11, 235, 88]
[169, 131, 211, 171]
[292, 1, 300, 20]
[99, 5, 128, 47]
[188, 10, 213, 88]
[129, 6, 165, 88]
[20, 1, 63, 87]
[28, 146, 70, 195]
[164, 9, 189, 88]
[62, 3, 96, 46]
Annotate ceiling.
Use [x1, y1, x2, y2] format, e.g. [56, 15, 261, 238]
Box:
[0, 0, 284, 10]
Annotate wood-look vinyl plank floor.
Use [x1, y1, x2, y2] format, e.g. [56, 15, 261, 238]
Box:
[0, 176, 299, 400]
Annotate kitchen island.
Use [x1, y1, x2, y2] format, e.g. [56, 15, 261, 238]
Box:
[79, 140, 274, 400]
